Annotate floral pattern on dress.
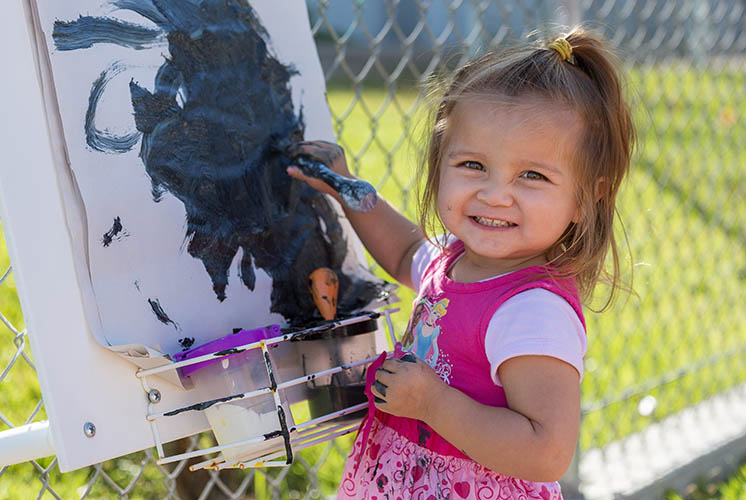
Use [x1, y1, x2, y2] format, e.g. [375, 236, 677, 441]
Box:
[338, 418, 563, 500]
[433, 353, 452, 384]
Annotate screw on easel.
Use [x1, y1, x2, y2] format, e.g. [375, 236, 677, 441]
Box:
[148, 389, 162, 404]
[83, 422, 96, 438]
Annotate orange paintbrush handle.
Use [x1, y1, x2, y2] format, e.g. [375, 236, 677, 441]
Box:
[308, 268, 339, 320]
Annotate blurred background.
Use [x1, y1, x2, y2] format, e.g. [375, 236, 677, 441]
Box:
[2, 0, 746, 498]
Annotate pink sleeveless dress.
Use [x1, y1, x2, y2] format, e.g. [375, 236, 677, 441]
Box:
[337, 241, 586, 500]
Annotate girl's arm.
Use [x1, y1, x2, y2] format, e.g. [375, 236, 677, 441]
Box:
[286, 140, 425, 289]
[373, 354, 580, 482]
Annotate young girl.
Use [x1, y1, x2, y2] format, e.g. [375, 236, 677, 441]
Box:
[288, 27, 633, 500]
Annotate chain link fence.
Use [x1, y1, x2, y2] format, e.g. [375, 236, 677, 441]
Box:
[2, 0, 746, 498]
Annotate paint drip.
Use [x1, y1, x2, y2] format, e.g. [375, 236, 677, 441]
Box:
[148, 298, 179, 330]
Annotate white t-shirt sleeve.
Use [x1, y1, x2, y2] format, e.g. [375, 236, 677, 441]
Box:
[485, 289, 587, 386]
[410, 236, 451, 288]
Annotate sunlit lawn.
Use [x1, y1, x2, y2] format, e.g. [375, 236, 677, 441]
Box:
[1, 62, 746, 498]
[666, 459, 746, 500]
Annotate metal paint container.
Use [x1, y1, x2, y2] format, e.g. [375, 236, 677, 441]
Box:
[174, 326, 294, 461]
[295, 317, 379, 420]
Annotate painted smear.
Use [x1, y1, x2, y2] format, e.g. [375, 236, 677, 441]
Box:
[102, 216, 128, 247]
[85, 63, 141, 153]
[52, 16, 164, 51]
[148, 298, 179, 330]
[53, 0, 391, 324]
[163, 393, 243, 417]
[416, 424, 431, 447]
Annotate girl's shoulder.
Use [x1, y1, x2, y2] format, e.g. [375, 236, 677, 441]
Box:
[485, 287, 588, 385]
[410, 234, 459, 288]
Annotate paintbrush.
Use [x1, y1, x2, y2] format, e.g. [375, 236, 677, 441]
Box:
[289, 154, 377, 213]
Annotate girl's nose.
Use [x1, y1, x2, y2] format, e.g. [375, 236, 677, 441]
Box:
[476, 179, 514, 206]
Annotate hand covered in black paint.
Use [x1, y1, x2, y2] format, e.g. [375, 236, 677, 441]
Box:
[371, 353, 447, 422]
[286, 140, 352, 199]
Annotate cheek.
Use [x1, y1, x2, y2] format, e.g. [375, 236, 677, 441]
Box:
[435, 193, 451, 222]
[536, 189, 578, 221]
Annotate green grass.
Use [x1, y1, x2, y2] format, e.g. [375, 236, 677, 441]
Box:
[580, 63, 746, 449]
[665, 458, 746, 500]
[1, 62, 746, 498]
[0, 220, 43, 431]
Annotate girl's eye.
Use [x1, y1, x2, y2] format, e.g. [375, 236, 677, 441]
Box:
[460, 161, 485, 171]
[520, 170, 548, 181]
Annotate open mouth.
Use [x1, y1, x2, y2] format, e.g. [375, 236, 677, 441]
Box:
[472, 216, 517, 228]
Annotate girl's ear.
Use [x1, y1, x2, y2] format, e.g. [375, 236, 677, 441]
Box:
[595, 177, 606, 202]
[571, 204, 581, 224]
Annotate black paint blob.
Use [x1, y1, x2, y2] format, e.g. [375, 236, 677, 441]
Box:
[102, 216, 127, 247]
[178, 337, 195, 350]
[53, 0, 391, 325]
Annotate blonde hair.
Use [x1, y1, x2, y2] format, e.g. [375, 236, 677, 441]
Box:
[426, 297, 449, 318]
[418, 27, 635, 310]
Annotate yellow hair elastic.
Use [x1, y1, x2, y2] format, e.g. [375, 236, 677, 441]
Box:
[548, 37, 573, 62]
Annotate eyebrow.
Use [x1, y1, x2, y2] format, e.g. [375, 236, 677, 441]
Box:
[446, 149, 486, 161]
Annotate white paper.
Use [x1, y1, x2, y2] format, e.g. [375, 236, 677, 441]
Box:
[32, 0, 385, 360]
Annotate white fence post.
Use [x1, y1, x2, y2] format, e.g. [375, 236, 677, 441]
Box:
[0, 421, 55, 467]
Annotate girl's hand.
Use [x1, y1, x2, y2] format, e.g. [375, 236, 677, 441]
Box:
[286, 140, 352, 198]
[371, 354, 447, 421]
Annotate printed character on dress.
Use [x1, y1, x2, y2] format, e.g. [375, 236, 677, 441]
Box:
[289, 26, 635, 500]
[404, 295, 449, 368]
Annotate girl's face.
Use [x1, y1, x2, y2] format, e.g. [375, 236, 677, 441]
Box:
[423, 308, 439, 329]
[436, 98, 582, 276]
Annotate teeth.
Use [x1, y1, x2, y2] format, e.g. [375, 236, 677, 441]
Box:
[474, 216, 514, 227]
